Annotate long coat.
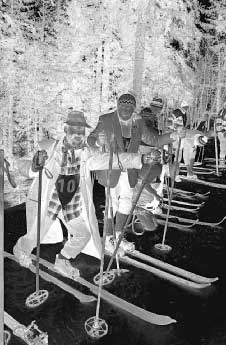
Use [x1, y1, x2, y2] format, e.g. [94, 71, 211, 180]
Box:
[87, 111, 173, 188]
[16, 138, 143, 259]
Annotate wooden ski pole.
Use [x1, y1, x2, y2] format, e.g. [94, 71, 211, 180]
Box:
[105, 160, 157, 275]
[26, 153, 48, 308]
[94, 141, 114, 328]
[155, 138, 182, 252]
[214, 120, 219, 176]
[35, 168, 43, 293]
[0, 150, 4, 345]
[85, 139, 114, 338]
[109, 194, 120, 275]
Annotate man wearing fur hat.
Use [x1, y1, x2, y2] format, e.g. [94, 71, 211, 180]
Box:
[87, 93, 185, 254]
[14, 110, 158, 277]
[140, 97, 163, 133]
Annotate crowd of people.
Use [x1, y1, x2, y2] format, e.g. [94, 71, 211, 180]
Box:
[13, 93, 222, 279]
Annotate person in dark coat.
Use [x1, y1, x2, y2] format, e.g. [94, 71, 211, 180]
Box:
[87, 93, 185, 254]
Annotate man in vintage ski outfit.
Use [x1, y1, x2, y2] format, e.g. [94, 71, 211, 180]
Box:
[140, 98, 164, 133]
[215, 105, 226, 167]
[87, 93, 185, 253]
[13, 110, 157, 277]
[167, 109, 209, 180]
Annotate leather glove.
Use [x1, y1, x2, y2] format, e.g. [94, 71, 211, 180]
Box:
[32, 150, 48, 172]
[142, 149, 161, 164]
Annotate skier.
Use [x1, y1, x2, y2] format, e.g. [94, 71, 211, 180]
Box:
[13, 110, 159, 277]
[87, 93, 186, 254]
[167, 109, 209, 180]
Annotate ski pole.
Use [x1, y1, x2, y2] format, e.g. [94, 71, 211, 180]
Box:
[26, 152, 49, 308]
[93, 139, 114, 329]
[157, 138, 181, 251]
[0, 150, 4, 342]
[109, 194, 120, 275]
[105, 160, 157, 275]
[214, 120, 219, 176]
[35, 167, 43, 292]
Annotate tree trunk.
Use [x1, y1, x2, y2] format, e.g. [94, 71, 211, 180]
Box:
[132, 0, 148, 110]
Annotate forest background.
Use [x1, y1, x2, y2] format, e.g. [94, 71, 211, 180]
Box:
[1, 0, 226, 163]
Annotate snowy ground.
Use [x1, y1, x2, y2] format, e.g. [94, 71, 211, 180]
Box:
[4, 167, 226, 345]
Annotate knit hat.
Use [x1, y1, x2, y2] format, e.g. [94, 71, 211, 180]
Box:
[64, 110, 91, 128]
[118, 93, 136, 106]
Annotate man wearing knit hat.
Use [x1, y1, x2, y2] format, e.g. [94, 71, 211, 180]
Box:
[87, 93, 186, 255]
[14, 109, 156, 276]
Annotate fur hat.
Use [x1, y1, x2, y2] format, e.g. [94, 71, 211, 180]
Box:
[65, 110, 91, 128]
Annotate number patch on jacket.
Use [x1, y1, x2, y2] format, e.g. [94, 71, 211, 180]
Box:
[55, 174, 80, 206]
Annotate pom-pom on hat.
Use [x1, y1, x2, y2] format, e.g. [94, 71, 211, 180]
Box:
[65, 110, 91, 128]
[118, 93, 136, 106]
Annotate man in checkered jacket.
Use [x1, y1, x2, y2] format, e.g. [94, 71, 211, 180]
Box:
[216, 105, 226, 167]
[13, 110, 158, 278]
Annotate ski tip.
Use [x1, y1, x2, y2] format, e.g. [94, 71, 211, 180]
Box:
[209, 277, 219, 283]
[81, 295, 97, 303]
[163, 317, 177, 325]
[148, 315, 177, 326]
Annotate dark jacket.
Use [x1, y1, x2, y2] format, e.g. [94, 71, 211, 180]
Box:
[87, 111, 173, 188]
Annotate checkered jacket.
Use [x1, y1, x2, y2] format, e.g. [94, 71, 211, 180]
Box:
[47, 148, 82, 222]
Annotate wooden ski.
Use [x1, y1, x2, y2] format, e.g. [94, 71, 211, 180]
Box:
[126, 250, 218, 284]
[119, 256, 211, 290]
[156, 218, 197, 232]
[4, 252, 96, 304]
[204, 158, 218, 162]
[29, 254, 176, 325]
[163, 186, 210, 200]
[180, 164, 213, 171]
[193, 162, 203, 166]
[162, 203, 200, 213]
[162, 198, 204, 207]
[180, 176, 226, 189]
[163, 191, 206, 202]
[204, 163, 226, 170]
[179, 169, 215, 175]
[158, 214, 226, 228]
